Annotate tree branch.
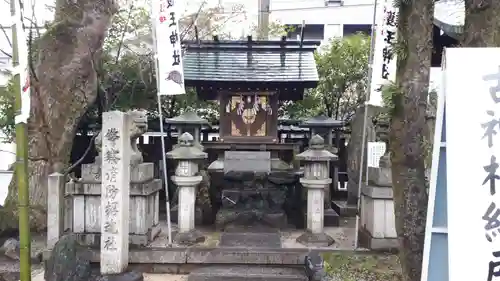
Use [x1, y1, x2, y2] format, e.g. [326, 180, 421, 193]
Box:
[0, 25, 12, 48]
[180, 1, 207, 41]
[63, 134, 97, 175]
[114, 3, 134, 65]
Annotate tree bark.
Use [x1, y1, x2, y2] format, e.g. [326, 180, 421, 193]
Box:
[389, 1, 433, 281]
[462, 0, 500, 47]
[0, 0, 117, 232]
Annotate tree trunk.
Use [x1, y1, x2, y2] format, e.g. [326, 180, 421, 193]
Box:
[389, 1, 433, 281]
[462, 0, 500, 47]
[0, 0, 118, 232]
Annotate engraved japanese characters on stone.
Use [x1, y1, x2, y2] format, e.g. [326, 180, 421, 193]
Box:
[104, 149, 121, 164]
[103, 236, 117, 250]
[105, 166, 118, 182]
[105, 201, 118, 217]
[105, 128, 120, 144]
[105, 185, 119, 200]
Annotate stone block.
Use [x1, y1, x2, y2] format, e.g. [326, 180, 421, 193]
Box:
[96, 272, 143, 281]
[368, 166, 392, 187]
[174, 229, 205, 246]
[358, 227, 399, 251]
[187, 266, 307, 281]
[47, 173, 65, 249]
[224, 151, 271, 173]
[81, 163, 101, 182]
[219, 232, 281, 248]
[360, 185, 397, 242]
[130, 163, 154, 183]
[80, 163, 154, 184]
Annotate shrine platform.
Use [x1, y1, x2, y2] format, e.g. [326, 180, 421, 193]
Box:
[41, 219, 367, 274]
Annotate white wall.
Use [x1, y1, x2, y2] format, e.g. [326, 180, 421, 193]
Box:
[0, 171, 12, 205]
[270, 0, 375, 26]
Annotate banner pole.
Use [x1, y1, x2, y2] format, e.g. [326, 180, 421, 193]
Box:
[150, 0, 173, 246]
[354, 0, 379, 250]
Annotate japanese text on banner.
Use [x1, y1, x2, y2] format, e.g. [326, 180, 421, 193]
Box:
[152, 0, 185, 95]
[368, 0, 397, 106]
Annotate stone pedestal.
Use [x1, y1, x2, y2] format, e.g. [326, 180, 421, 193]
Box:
[68, 162, 162, 247]
[295, 135, 335, 247]
[359, 153, 398, 251]
[166, 132, 208, 245]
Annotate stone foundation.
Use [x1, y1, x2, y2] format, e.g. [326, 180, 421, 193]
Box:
[359, 184, 397, 251]
[214, 171, 298, 231]
[68, 162, 162, 246]
[357, 226, 399, 251]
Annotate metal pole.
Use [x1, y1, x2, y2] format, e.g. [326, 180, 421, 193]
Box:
[354, 0, 379, 250]
[150, 2, 172, 245]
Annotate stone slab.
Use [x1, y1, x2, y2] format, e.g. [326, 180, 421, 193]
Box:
[368, 167, 392, 187]
[74, 224, 162, 247]
[223, 151, 271, 173]
[187, 266, 307, 281]
[358, 227, 399, 251]
[81, 163, 155, 184]
[66, 179, 162, 196]
[219, 232, 281, 248]
[331, 201, 357, 217]
[361, 185, 393, 199]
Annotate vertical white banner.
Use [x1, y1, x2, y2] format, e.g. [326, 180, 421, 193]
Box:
[151, 0, 185, 96]
[13, 0, 31, 124]
[445, 48, 500, 281]
[368, 0, 398, 106]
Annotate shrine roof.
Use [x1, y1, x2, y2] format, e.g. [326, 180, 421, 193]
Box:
[300, 116, 346, 128]
[182, 38, 320, 89]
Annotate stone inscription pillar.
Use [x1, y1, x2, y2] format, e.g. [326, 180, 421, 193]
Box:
[100, 111, 131, 274]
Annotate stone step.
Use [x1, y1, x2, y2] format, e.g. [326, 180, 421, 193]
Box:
[187, 266, 308, 281]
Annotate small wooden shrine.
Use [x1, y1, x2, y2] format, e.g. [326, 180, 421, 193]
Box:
[183, 35, 319, 145]
[182, 36, 320, 229]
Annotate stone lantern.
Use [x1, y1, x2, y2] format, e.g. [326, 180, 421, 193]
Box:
[166, 132, 207, 245]
[296, 134, 337, 247]
[165, 111, 209, 143]
[300, 116, 345, 226]
[166, 111, 208, 225]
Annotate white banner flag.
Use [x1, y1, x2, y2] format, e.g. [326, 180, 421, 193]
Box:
[152, 0, 186, 96]
[368, 0, 398, 106]
[13, 0, 31, 124]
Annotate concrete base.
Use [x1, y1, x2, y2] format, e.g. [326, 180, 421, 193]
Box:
[188, 266, 307, 281]
[296, 231, 334, 247]
[332, 201, 357, 217]
[74, 224, 162, 247]
[358, 227, 399, 251]
[174, 229, 206, 246]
